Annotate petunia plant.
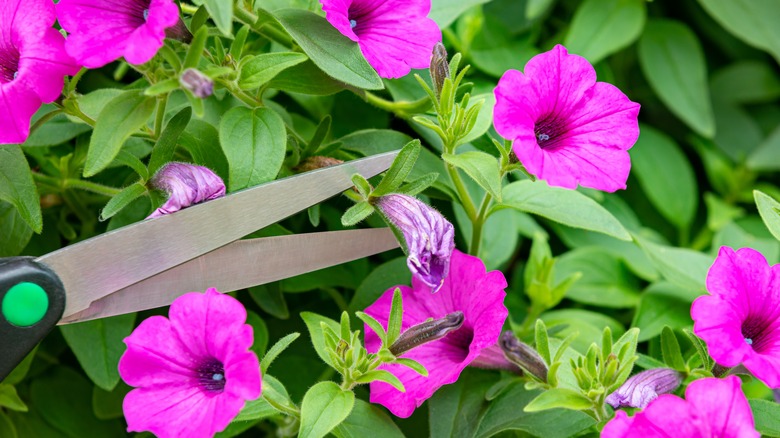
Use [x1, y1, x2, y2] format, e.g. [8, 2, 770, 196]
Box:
[4, 0, 780, 437]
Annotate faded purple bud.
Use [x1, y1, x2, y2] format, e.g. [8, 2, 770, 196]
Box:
[606, 368, 682, 409]
[470, 343, 524, 374]
[389, 311, 464, 356]
[500, 330, 548, 382]
[429, 42, 449, 98]
[180, 68, 214, 99]
[147, 162, 226, 219]
[164, 18, 193, 44]
[294, 156, 344, 173]
[374, 194, 455, 293]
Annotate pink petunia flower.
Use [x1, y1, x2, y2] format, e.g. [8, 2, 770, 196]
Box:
[0, 0, 79, 144]
[493, 45, 640, 192]
[374, 193, 455, 293]
[319, 0, 441, 79]
[364, 249, 508, 418]
[601, 376, 759, 438]
[147, 162, 226, 219]
[56, 0, 180, 68]
[692, 246, 780, 388]
[119, 288, 261, 438]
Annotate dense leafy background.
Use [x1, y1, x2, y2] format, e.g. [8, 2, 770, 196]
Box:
[4, 0, 780, 436]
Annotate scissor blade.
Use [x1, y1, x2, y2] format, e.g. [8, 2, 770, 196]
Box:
[59, 228, 399, 323]
[38, 151, 398, 318]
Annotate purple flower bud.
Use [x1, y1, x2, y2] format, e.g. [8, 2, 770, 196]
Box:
[389, 311, 464, 356]
[374, 194, 455, 293]
[499, 330, 548, 382]
[147, 162, 226, 219]
[606, 368, 682, 409]
[470, 343, 524, 374]
[180, 68, 214, 99]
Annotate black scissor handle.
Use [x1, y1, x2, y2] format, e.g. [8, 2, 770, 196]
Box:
[0, 257, 65, 381]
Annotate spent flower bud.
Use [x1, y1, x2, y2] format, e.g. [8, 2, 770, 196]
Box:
[180, 68, 214, 98]
[147, 162, 226, 219]
[429, 42, 450, 99]
[606, 368, 682, 409]
[294, 156, 344, 173]
[500, 330, 548, 382]
[374, 194, 455, 293]
[389, 311, 464, 356]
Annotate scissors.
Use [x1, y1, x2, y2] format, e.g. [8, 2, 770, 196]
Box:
[0, 151, 400, 381]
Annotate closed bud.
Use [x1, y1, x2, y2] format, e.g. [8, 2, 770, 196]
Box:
[147, 162, 225, 219]
[500, 330, 548, 383]
[429, 42, 449, 99]
[389, 311, 464, 356]
[606, 368, 682, 409]
[180, 68, 213, 98]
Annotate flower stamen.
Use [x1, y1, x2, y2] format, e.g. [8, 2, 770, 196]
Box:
[143, 9, 149, 21]
[196, 358, 226, 393]
[349, 19, 357, 28]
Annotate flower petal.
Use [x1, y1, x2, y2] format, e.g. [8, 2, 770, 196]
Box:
[18, 28, 80, 102]
[691, 295, 750, 367]
[685, 376, 759, 438]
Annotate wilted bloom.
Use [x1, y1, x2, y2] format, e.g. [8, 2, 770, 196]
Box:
[319, 0, 441, 79]
[692, 246, 780, 388]
[147, 162, 226, 219]
[0, 0, 79, 144]
[429, 42, 449, 98]
[180, 68, 213, 99]
[388, 311, 464, 356]
[374, 194, 455, 293]
[119, 288, 261, 438]
[364, 250, 508, 417]
[606, 368, 682, 409]
[602, 376, 758, 438]
[499, 330, 548, 382]
[56, 0, 181, 68]
[493, 45, 640, 192]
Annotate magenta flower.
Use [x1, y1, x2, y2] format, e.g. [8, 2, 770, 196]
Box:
[606, 368, 682, 409]
[692, 246, 780, 388]
[56, 0, 180, 68]
[493, 45, 640, 192]
[364, 249, 508, 418]
[147, 162, 226, 219]
[119, 288, 261, 438]
[319, 0, 441, 79]
[0, 0, 79, 144]
[374, 194, 455, 293]
[602, 376, 759, 438]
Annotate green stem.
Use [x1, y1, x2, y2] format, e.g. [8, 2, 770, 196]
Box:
[362, 91, 431, 119]
[446, 162, 477, 221]
[233, 6, 294, 47]
[468, 193, 492, 256]
[29, 109, 63, 135]
[67, 67, 89, 94]
[154, 94, 168, 138]
[63, 179, 122, 197]
[57, 101, 95, 127]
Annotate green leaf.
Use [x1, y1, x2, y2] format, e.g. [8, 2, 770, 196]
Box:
[394, 358, 428, 376]
[299, 381, 355, 438]
[179, 119, 229, 181]
[0, 385, 27, 412]
[683, 328, 714, 371]
[564, 0, 646, 64]
[144, 78, 180, 96]
[371, 139, 421, 197]
[524, 388, 593, 412]
[30, 367, 124, 437]
[235, 374, 293, 421]
[442, 151, 502, 202]
[239, 52, 309, 90]
[0, 201, 33, 257]
[247, 311, 269, 359]
[555, 247, 640, 308]
[219, 107, 286, 191]
[341, 202, 375, 227]
[747, 125, 780, 172]
[250, 282, 290, 319]
[630, 125, 698, 229]
[710, 61, 780, 104]
[755, 190, 780, 242]
[268, 61, 346, 96]
[633, 234, 711, 293]
[99, 182, 147, 221]
[183, 26, 209, 70]
[0, 411, 16, 438]
[697, 0, 780, 64]
[275, 9, 383, 90]
[354, 370, 405, 391]
[84, 90, 156, 177]
[750, 399, 780, 437]
[387, 288, 403, 345]
[660, 327, 687, 371]
[92, 384, 130, 420]
[429, 0, 491, 28]
[638, 20, 715, 138]
[23, 111, 90, 147]
[4, 346, 37, 385]
[261, 333, 300, 373]
[397, 172, 439, 196]
[301, 312, 341, 368]
[632, 283, 694, 342]
[712, 99, 763, 162]
[351, 174, 372, 198]
[349, 257, 410, 313]
[203, 0, 233, 35]
[230, 25, 250, 59]
[332, 399, 404, 438]
[355, 312, 387, 344]
[535, 320, 551, 365]
[59, 313, 136, 391]
[147, 107, 192, 175]
[0, 145, 41, 232]
[499, 180, 631, 241]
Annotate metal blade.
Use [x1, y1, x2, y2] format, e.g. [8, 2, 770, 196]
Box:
[59, 228, 399, 323]
[38, 151, 398, 318]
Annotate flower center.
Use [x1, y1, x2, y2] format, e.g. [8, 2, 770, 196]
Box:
[196, 357, 226, 393]
[534, 114, 566, 149]
[349, 19, 357, 29]
[143, 9, 150, 21]
[741, 316, 773, 353]
[0, 45, 20, 83]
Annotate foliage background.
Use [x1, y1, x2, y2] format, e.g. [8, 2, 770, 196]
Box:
[3, 0, 780, 436]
